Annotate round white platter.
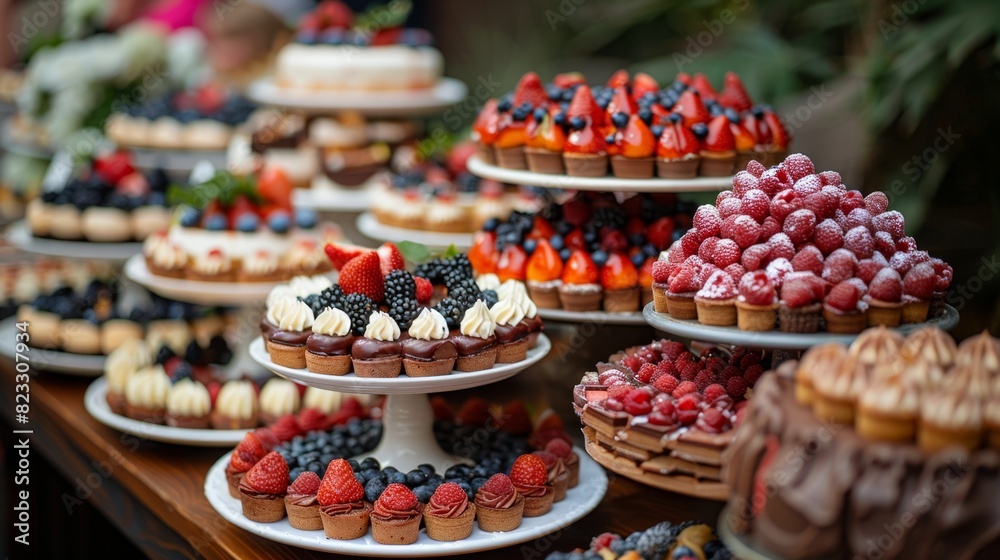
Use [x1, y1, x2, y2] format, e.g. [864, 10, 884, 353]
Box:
[537, 307, 647, 326]
[205, 445, 607, 557]
[84, 377, 250, 446]
[6, 221, 143, 261]
[642, 302, 960, 350]
[467, 155, 733, 193]
[356, 212, 473, 250]
[246, 78, 468, 117]
[0, 318, 105, 376]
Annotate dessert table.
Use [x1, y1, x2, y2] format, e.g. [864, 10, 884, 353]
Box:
[0, 351, 723, 560]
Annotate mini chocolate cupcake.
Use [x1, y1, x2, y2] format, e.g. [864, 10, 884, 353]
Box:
[285, 472, 322, 531]
[165, 379, 211, 429]
[305, 307, 356, 375]
[370, 483, 423, 545]
[239, 452, 288, 523]
[318, 459, 371, 539]
[453, 300, 498, 372]
[509, 454, 553, 517]
[401, 308, 457, 377]
[490, 297, 530, 363]
[424, 482, 477, 542]
[266, 298, 314, 369]
[475, 474, 524, 532]
[352, 311, 403, 378]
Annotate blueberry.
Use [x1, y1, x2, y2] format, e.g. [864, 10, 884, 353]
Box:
[611, 112, 628, 129]
[569, 116, 585, 130]
[553, 111, 567, 127]
[549, 234, 564, 251]
[482, 217, 500, 232]
[427, 475, 443, 489]
[178, 206, 200, 227]
[308, 462, 323, 475]
[639, 107, 652, 124]
[561, 89, 575, 102]
[631, 252, 646, 268]
[709, 103, 724, 117]
[523, 238, 537, 254]
[546, 85, 563, 101]
[643, 243, 659, 258]
[669, 112, 682, 124]
[360, 457, 380, 471]
[146, 191, 167, 206]
[347, 459, 361, 472]
[497, 96, 513, 112]
[353, 472, 366, 486]
[597, 96, 610, 109]
[559, 248, 572, 261]
[362, 467, 381, 482]
[752, 105, 766, 117]
[289, 467, 303, 481]
[413, 485, 434, 503]
[387, 471, 407, 485]
[605, 134, 617, 145]
[556, 221, 574, 236]
[651, 125, 664, 138]
[471, 477, 489, 493]
[725, 107, 740, 123]
[672, 546, 695, 559]
[691, 122, 708, 139]
[235, 213, 259, 232]
[702, 541, 721, 556]
[533, 107, 547, 122]
[406, 470, 428, 487]
[629, 233, 646, 246]
[672, 229, 683, 242]
[659, 94, 676, 110]
[204, 213, 227, 231]
[417, 463, 436, 475]
[268, 210, 291, 233]
[456, 481, 473, 500]
[364, 478, 387, 503]
[295, 208, 317, 229]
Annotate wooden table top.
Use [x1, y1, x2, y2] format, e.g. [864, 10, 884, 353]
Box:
[0, 356, 724, 560]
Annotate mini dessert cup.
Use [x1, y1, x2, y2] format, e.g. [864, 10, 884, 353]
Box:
[268, 341, 307, 369]
[822, 304, 867, 334]
[240, 492, 286, 523]
[813, 393, 856, 425]
[456, 346, 498, 372]
[353, 355, 403, 378]
[525, 148, 565, 174]
[563, 153, 609, 177]
[656, 155, 700, 179]
[603, 287, 639, 313]
[319, 504, 372, 539]
[476, 495, 524, 532]
[527, 281, 562, 309]
[558, 285, 602, 312]
[866, 298, 903, 327]
[495, 146, 527, 169]
[918, 393, 982, 453]
[305, 352, 352, 375]
[665, 292, 697, 319]
[918, 421, 982, 453]
[698, 151, 736, 177]
[403, 356, 457, 377]
[496, 338, 530, 363]
[60, 319, 102, 354]
[641, 286, 654, 308]
[735, 301, 777, 331]
[901, 298, 930, 324]
[425, 503, 477, 542]
[778, 303, 822, 333]
[521, 490, 554, 517]
[225, 469, 245, 499]
[475, 141, 497, 165]
[857, 406, 916, 443]
[610, 155, 654, 179]
[552, 472, 570, 502]
[370, 513, 422, 545]
[695, 298, 737, 326]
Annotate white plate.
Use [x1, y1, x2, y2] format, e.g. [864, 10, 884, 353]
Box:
[537, 307, 647, 326]
[205, 446, 608, 557]
[6, 221, 143, 261]
[249, 334, 549, 394]
[128, 145, 228, 174]
[246, 78, 468, 117]
[356, 212, 473, 249]
[0, 318, 105, 376]
[294, 182, 374, 213]
[642, 302, 960, 350]
[124, 254, 320, 307]
[84, 377, 250, 446]
[467, 155, 733, 193]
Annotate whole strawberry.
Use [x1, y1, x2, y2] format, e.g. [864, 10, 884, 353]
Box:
[340, 251, 384, 301]
[230, 432, 266, 472]
[317, 458, 365, 505]
[288, 471, 321, 496]
[242, 451, 289, 495]
[509, 454, 549, 490]
[376, 483, 419, 512]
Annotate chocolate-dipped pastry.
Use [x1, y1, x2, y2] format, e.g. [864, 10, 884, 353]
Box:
[305, 307, 356, 375]
[401, 308, 456, 377]
[266, 298, 314, 369]
[351, 311, 402, 378]
[452, 300, 498, 372]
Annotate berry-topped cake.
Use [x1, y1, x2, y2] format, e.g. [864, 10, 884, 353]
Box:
[472, 69, 790, 178]
[144, 167, 336, 282]
[274, 0, 443, 92]
[106, 83, 256, 150]
[469, 192, 695, 313]
[649, 153, 953, 332]
[575, 339, 765, 500]
[546, 520, 734, 560]
[724, 327, 1000, 559]
[261, 244, 544, 377]
[26, 150, 171, 242]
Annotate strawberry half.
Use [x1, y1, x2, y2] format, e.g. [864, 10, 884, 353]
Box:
[376, 242, 405, 276]
[230, 432, 266, 472]
[606, 69, 630, 89]
[339, 252, 384, 301]
[324, 242, 370, 271]
[242, 451, 289, 495]
[601, 252, 639, 290]
[553, 72, 586, 88]
[718, 72, 752, 112]
[690, 73, 718, 101]
[526, 239, 563, 282]
[675, 89, 710, 126]
[512, 72, 548, 108]
[703, 114, 736, 152]
[567, 85, 604, 126]
[561, 250, 599, 285]
[632, 72, 660, 102]
[509, 454, 548, 487]
[377, 483, 418, 511]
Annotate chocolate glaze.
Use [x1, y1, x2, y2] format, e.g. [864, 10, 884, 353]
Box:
[495, 322, 529, 344]
[259, 317, 278, 340]
[306, 333, 357, 356]
[448, 331, 496, 356]
[270, 329, 311, 346]
[523, 316, 544, 334]
[722, 366, 1000, 560]
[351, 338, 402, 360]
[401, 338, 457, 361]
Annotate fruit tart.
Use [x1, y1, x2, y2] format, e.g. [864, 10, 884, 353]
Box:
[609, 113, 656, 179]
[508, 453, 553, 517]
[453, 300, 499, 372]
[370, 483, 423, 545]
[525, 238, 563, 309]
[318, 459, 372, 539]
[475, 473, 524, 532]
[562, 85, 608, 177]
[424, 482, 477, 542]
[239, 451, 288, 523]
[559, 250, 602, 312]
[697, 114, 737, 177]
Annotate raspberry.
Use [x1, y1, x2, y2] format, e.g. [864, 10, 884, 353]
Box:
[874, 231, 896, 257]
[668, 264, 699, 293]
[782, 153, 815, 181]
[833, 208, 850, 231]
[770, 189, 801, 223]
[822, 248, 857, 284]
[896, 236, 917, 252]
[856, 258, 883, 284]
[288, 471, 321, 495]
[767, 232, 796, 261]
[703, 383, 727, 402]
[865, 191, 889, 214]
[678, 360, 700, 381]
[651, 260, 672, 283]
[783, 209, 817, 244]
[731, 215, 762, 248]
[623, 388, 653, 415]
[676, 392, 702, 410]
[678, 408, 699, 425]
[718, 196, 742, 219]
[746, 159, 766, 177]
[705, 356, 727, 373]
[654, 359, 677, 378]
[672, 380, 698, 398]
[431, 482, 469, 508]
[869, 268, 903, 302]
[597, 369, 627, 385]
[812, 218, 844, 255]
[792, 174, 822, 196]
[716, 190, 735, 206]
[509, 454, 549, 487]
[726, 376, 749, 399]
[845, 208, 874, 232]
[741, 243, 771, 271]
[636, 362, 657, 384]
[936, 263, 953, 291]
[818, 170, 841, 186]
[482, 473, 515, 497]
[693, 205, 721, 239]
[592, 532, 622, 552]
[545, 438, 573, 460]
[803, 191, 838, 220]
[845, 277, 868, 297]
[698, 237, 719, 262]
[654, 374, 679, 395]
[414, 277, 434, 303]
[731, 170, 758, 196]
[694, 369, 716, 391]
[826, 280, 861, 312]
[604, 397, 624, 411]
[739, 352, 761, 368]
[759, 216, 782, 240]
[242, 452, 289, 495]
[889, 251, 916, 276]
[607, 384, 631, 400]
[667, 241, 686, 265]
[738, 270, 776, 306]
[872, 210, 905, 240]
[378, 483, 419, 511]
[839, 190, 865, 214]
[680, 229, 701, 256]
[724, 263, 747, 284]
[740, 189, 770, 223]
[743, 364, 764, 386]
[713, 238, 742, 268]
[780, 273, 822, 307]
[791, 246, 824, 275]
[697, 408, 731, 434]
[765, 257, 793, 288]
[758, 168, 787, 197]
[843, 226, 874, 259]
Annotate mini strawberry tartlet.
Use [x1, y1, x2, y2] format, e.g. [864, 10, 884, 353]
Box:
[472, 98, 500, 164]
[508, 453, 553, 517]
[544, 437, 580, 488]
[822, 281, 868, 334]
[609, 113, 656, 179]
[559, 250, 602, 312]
[532, 450, 570, 502]
[777, 272, 825, 333]
[600, 251, 640, 313]
[227, 432, 266, 498]
[901, 261, 935, 324]
[239, 451, 289, 523]
[866, 268, 904, 327]
[694, 269, 738, 327]
[735, 270, 777, 331]
[563, 86, 609, 177]
[525, 238, 563, 309]
[525, 109, 567, 174]
[424, 482, 477, 542]
[656, 114, 701, 178]
[370, 483, 423, 545]
[318, 458, 371, 540]
[475, 473, 524, 532]
[650, 259, 672, 314]
[698, 114, 737, 177]
[665, 258, 701, 320]
[285, 471, 322, 531]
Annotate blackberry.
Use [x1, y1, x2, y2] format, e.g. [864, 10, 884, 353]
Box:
[300, 294, 325, 316]
[414, 254, 473, 284]
[434, 297, 466, 330]
[482, 289, 499, 308]
[389, 298, 420, 329]
[446, 277, 482, 309]
[590, 206, 626, 231]
[621, 530, 644, 553]
[384, 270, 416, 303]
[318, 285, 345, 311]
[342, 293, 377, 335]
[635, 521, 695, 559]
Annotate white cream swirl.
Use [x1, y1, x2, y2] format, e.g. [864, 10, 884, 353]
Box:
[243, 251, 279, 276]
[303, 387, 344, 414]
[259, 378, 301, 417]
[497, 279, 519, 301]
[461, 300, 496, 339]
[193, 251, 229, 275]
[13, 271, 39, 302]
[312, 307, 351, 336]
[363, 311, 400, 341]
[142, 232, 166, 257]
[152, 242, 187, 270]
[124, 365, 170, 409]
[490, 297, 525, 327]
[266, 295, 297, 326]
[288, 275, 333, 298]
[476, 273, 501, 292]
[408, 308, 449, 341]
[215, 380, 257, 420]
[508, 281, 538, 319]
[105, 339, 152, 391]
[267, 285, 294, 308]
[166, 379, 211, 417]
[277, 299, 315, 332]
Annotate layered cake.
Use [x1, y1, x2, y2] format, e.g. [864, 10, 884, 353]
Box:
[723, 327, 1000, 559]
[575, 339, 765, 500]
[472, 69, 790, 177]
[648, 153, 954, 331]
[274, 1, 443, 92]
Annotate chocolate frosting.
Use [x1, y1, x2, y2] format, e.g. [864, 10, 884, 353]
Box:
[321, 501, 365, 516]
[449, 331, 496, 356]
[476, 488, 517, 509]
[428, 492, 468, 518]
[259, 317, 278, 340]
[351, 338, 402, 360]
[239, 476, 284, 498]
[270, 329, 311, 346]
[401, 338, 458, 361]
[523, 316, 544, 334]
[512, 482, 548, 498]
[286, 494, 319, 507]
[371, 500, 420, 521]
[495, 322, 529, 344]
[306, 333, 356, 356]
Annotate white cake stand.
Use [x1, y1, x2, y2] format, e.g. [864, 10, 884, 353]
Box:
[536, 307, 647, 326]
[6, 221, 142, 262]
[246, 78, 468, 117]
[467, 155, 733, 193]
[249, 334, 550, 472]
[355, 212, 474, 250]
[0, 318, 105, 376]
